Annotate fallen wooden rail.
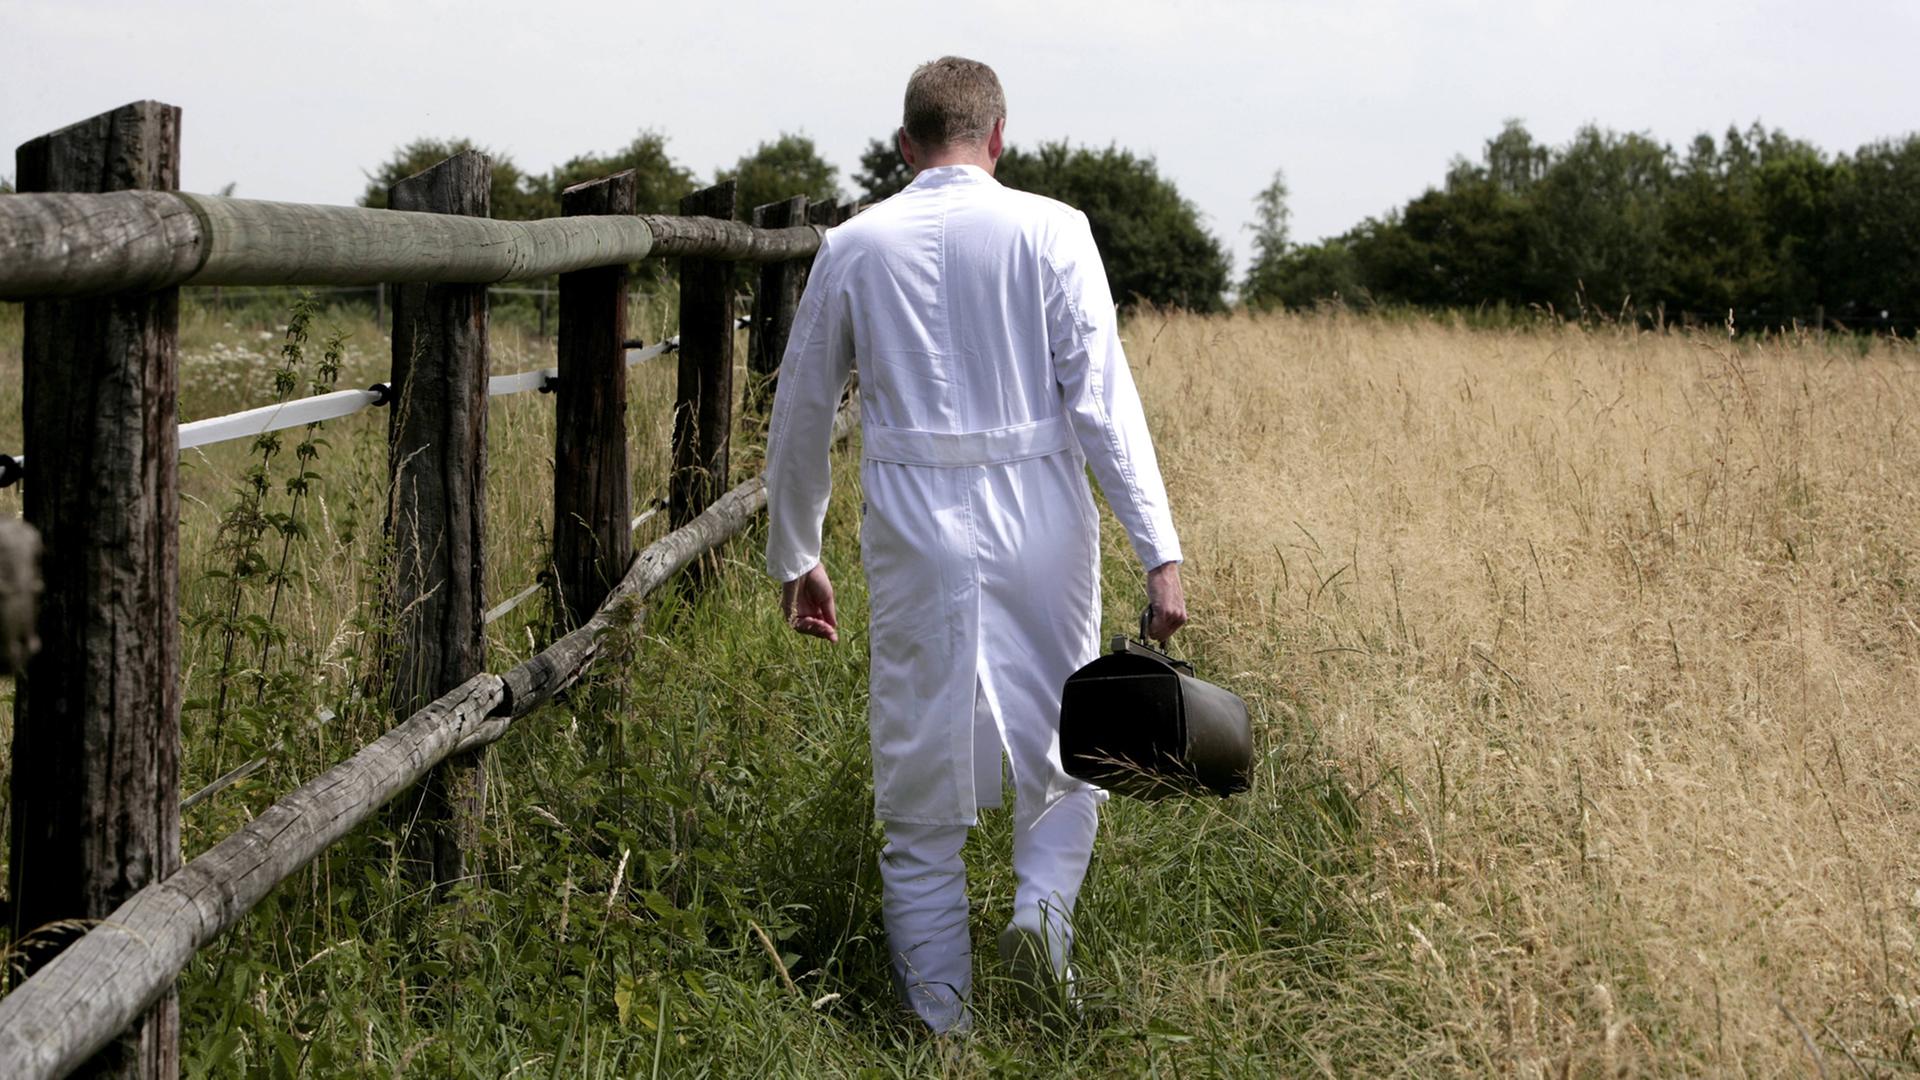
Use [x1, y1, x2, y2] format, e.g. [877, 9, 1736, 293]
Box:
[0, 403, 855, 1080]
[0, 191, 827, 299]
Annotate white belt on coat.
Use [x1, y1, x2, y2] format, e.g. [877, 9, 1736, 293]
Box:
[862, 415, 1073, 468]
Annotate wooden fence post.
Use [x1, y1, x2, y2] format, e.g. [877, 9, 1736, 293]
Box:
[745, 195, 808, 417]
[8, 99, 183, 1080]
[671, 180, 738, 530]
[552, 171, 636, 627]
[386, 151, 490, 891]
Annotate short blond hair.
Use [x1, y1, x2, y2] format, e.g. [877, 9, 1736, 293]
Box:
[902, 56, 1005, 148]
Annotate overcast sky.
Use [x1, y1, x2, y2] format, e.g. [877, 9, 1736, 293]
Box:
[4, 0, 1916, 279]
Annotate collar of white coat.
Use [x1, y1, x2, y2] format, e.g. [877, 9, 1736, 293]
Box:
[908, 164, 997, 189]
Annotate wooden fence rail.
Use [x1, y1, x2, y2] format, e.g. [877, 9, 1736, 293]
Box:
[0, 99, 858, 1079]
[0, 191, 825, 300]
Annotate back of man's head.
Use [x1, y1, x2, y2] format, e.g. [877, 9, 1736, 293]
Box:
[903, 57, 1005, 149]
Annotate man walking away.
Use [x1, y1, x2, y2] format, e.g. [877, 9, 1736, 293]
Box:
[764, 55, 1187, 1032]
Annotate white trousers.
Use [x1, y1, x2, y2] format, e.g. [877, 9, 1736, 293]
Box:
[878, 786, 1101, 1032]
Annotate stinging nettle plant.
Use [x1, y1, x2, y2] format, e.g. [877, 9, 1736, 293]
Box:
[185, 293, 346, 782]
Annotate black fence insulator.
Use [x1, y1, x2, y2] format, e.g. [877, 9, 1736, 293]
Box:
[538, 375, 558, 394]
[622, 338, 646, 350]
[0, 455, 19, 489]
[368, 383, 392, 407]
[662, 340, 680, 354]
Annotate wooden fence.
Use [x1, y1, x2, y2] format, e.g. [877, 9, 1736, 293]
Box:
[0, 100, 858, 1079]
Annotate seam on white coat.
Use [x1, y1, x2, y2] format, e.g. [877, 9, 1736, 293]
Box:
[1043, 222, 1165, 561]
[937, 184, 960, 428]
[962, 472, 995, 813]
[765, 242, 843, 580]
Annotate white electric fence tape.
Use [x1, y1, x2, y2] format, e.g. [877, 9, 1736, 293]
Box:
[630, 497, 668, 532]
[0, 318, 746, 480]
[483, 581, 544, 625]
[486, 491, 668, 626]
[487, 368, 557, 397]
[178, 387, 383, 452]
[482, 335, 679, 398]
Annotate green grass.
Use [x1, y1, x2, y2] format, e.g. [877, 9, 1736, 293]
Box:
[0, 294, 1402, 1077]
[171, 531, 1388, 1077]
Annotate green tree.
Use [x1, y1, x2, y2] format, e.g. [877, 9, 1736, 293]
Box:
[1527, 125, 1673, 313]
[1660, 126, 1777, 318]
[719, 134, 841, 220]
[853, 135, 913, 202]
[1256, 118, 1888, 330]
[1245, 240, 1365, 310]
[1824, 134, 1920, 325]
[357, 137, 547, 220]
[1754, 137, 1834, 315]
[1328, 125, 1545, 311]
[1480, 119, 1551, 195]
[997, 141, 1229, 311]
[542, 130, 697, 215]
[1240, 169, 1293, 309]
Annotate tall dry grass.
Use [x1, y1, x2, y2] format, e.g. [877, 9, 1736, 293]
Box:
[1134, 308, 1920, 1074]
[2, 299, 1916, 1075]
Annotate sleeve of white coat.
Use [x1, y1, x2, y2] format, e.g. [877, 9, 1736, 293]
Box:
[763, 243, 855, 582]
[1044, 211, 1183, 571]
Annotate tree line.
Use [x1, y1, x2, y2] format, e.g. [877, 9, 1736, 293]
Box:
[355, 130, 1232, 312]
[10, 118, 1908, 323]
[1242, 121, 1920, 331]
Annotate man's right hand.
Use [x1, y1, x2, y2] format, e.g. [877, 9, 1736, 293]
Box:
[1145, 561, 1187, 643]
[781, 562, 840, 643]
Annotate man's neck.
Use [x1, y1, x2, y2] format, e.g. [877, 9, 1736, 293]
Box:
[912, 144, 996, 176]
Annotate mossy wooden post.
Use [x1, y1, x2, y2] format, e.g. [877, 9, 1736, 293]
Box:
[800, 198, 854, 293]
[8, 100, 183, 1080]
[386, 151, 489, 892]
[746, 195, 808, 416]
[671, 180, 738, 532]
[552, 171, 636, 627]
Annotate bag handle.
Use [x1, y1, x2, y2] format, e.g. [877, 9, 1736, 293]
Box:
[1131, 604, 1194, 673]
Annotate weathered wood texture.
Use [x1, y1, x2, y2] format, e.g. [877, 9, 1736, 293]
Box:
[671, 181, 738, 530]
[638, 212, 822, 262]
[799, 199, 856, 295]
[386, 151, 490, 890]
[0, 402, 862, 1080]
[8, 100, 183, 1080]
[552, 171, 635, 628]
[0, 676, 505, 1080]
[0, 193, 827, 299]
[746, 196, 808, 415]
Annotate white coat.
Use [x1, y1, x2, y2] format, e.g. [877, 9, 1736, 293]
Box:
[764, 164, 1181, 826]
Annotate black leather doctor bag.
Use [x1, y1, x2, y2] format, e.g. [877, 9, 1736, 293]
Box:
[1059, 610, 1253, 799]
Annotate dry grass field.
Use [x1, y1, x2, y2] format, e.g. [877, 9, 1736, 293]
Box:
[1, 299, 1916, 1076]
[1133, 309, 1920, 1074]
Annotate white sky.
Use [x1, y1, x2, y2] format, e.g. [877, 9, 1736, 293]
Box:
[3, 0, 1916, 280]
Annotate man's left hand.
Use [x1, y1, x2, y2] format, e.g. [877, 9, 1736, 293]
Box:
[782, 562, 840, 642]
[1145, 561, 1188, 642]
